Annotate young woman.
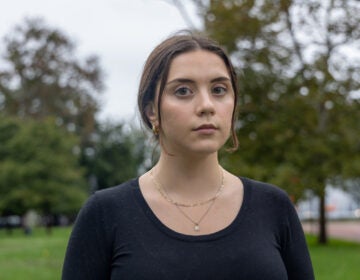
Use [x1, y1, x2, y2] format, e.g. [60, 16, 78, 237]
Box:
[62, 32, 314, 279]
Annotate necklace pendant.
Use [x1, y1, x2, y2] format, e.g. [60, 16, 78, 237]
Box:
[194, 224, 200, 231]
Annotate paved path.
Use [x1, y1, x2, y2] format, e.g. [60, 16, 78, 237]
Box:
[302, 221, 360, 242]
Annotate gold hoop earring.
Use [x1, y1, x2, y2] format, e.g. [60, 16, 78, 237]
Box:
[152, 124, 159, 136]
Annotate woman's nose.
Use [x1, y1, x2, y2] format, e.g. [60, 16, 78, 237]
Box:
[196, 90, 215, 116]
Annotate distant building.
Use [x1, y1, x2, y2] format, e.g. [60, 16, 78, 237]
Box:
[297, 186, 360, 220]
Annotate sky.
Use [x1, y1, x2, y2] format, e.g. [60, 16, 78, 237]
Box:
[0, 0, 201, 123]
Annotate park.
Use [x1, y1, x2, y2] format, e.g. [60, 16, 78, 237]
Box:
[1, 0, 359, 279]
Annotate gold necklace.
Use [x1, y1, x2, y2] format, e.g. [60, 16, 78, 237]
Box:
[150, 169, 224, 208]
[174, 197, 217, 232]
[150, 168, 224, 231]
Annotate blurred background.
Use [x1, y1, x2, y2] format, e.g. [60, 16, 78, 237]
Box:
[0, 1, 359, 279]
[0, 0, 201, 227]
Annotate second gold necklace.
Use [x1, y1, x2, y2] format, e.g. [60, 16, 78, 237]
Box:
[150, 168, 224, 232]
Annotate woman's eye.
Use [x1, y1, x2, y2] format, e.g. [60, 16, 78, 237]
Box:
[174, 87, 192, 96]
[212, 86, 227, 95]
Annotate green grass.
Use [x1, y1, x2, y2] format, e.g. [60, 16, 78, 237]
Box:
[0, 228, 359, 279]
[0, 227, 71, 280]
[307, 235, 360, 280]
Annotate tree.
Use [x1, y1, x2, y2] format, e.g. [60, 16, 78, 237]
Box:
[0, 17, 148, 199]
[0, 17, 109, 196]
[0, 116, 87, 217]
[81, 122, 148, 191]
[0, 17, 104, 146]
[190, 0, 360, 244]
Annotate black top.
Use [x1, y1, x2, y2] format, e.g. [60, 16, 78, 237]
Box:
[62, 177, 314, 280]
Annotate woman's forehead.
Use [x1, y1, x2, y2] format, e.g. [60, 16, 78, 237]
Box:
[166, 50, 230, 82]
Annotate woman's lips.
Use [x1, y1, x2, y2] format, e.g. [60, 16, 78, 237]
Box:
[193, 124, 218, 134]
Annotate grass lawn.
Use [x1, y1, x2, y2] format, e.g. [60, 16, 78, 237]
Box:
[0, 227, 359, 279]
[0, 226, 71, 280]
[306, 235, 360, 280]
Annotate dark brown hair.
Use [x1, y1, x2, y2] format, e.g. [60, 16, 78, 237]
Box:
[137, 31, 239, 151]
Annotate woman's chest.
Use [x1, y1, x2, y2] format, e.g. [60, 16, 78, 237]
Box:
[109, 228, 287, 280]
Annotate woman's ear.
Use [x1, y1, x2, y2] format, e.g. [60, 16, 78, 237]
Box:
[145, 103, 160, 136]
[145, 103, 158, 125]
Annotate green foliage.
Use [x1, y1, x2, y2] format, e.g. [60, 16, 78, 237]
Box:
[196, 0, 360, 243]
[197, 1, 360, 191]
[82, 122, 147, 190]
[0, 117, 87, 216]
[0, 17, 104, 145]
[0, 17, 146, 212]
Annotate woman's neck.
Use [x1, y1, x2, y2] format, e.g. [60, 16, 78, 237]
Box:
[152, 152, 223, 203]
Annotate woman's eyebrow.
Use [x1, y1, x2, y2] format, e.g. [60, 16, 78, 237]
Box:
[211, 76, 231, 83]
[166, 76, 230, 85]
[166, 78, 195, 85]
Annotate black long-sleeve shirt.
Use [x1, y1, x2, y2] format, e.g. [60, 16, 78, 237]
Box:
[62, 177, 314, 279]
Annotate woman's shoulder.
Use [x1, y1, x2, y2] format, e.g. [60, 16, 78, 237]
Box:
[93, 178, 139, 204]
[241, 176, 290, 202]
[240, 177, 298, 221]
[78, 178, 139, 215]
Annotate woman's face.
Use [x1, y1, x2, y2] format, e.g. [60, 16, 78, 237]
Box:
[153, 50, 235, 157]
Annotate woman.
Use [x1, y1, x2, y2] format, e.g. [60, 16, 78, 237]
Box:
[62, 31, 314, 279]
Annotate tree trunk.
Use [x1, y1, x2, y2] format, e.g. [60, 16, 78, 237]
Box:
[318, 190, 327, 244]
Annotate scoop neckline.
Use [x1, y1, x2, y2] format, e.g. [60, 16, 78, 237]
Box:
[131, 176, 251, 242]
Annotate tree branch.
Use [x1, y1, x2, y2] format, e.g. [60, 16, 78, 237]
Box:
[162, 0, 197, 29]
